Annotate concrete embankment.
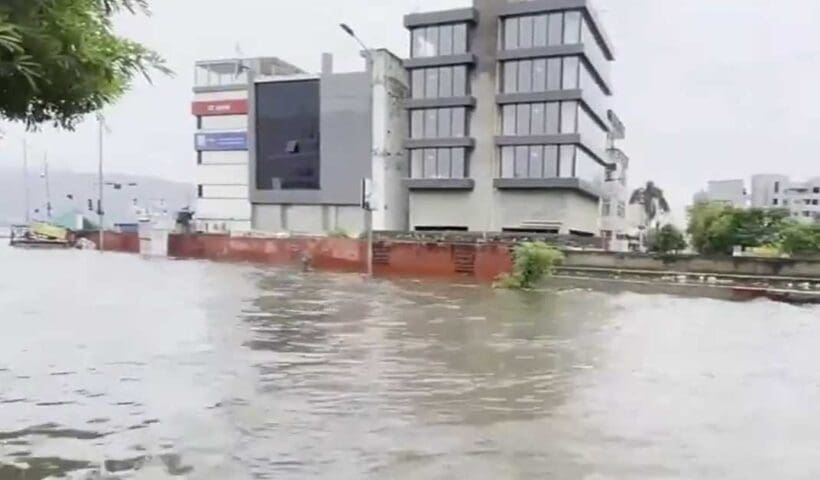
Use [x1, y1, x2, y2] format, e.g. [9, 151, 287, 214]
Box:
[77, 231, 820, 303]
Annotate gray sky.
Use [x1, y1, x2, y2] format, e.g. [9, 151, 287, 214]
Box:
[1, 0, 819, 217]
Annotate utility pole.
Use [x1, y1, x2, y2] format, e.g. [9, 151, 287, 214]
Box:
[341, 23, 375, 277]
[22, 139, 30, 224]
[97, 113, 105, 251]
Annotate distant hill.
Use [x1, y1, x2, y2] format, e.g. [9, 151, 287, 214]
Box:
[0, 167, 194, 227]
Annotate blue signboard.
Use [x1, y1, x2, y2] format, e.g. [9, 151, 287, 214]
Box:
[194, 131, 248, 151]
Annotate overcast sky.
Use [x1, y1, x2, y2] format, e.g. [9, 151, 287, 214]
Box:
[1, 0, 819, 216]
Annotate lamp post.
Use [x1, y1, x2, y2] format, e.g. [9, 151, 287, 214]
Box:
[96, 113, 106, 251]
[340, 23, 375, 277]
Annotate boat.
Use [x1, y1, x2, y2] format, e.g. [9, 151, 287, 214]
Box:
[9, 223, 73, 249]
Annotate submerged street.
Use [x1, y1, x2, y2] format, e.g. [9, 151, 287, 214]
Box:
[1, 245, 819, 479]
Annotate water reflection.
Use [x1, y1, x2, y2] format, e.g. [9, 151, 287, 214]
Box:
[1, 246, 819, 478]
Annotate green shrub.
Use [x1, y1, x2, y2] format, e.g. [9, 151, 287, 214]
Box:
[779, 222, 820, 256]
[647, 224, 687, 254]
[327, 228, 350, 239]
[495, 242, 564, 289]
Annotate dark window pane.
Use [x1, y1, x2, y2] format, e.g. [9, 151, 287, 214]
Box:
[453, 24, 467, 54]
[439, 67, 453, 97]
[412, 69, 425, 99]
[533, 14, 548, 47]
[452, 107, 466, 137]
[548, 13, 563, 45]
[438, 108, 452, 138]
[519, 16, 533, 49]
[544, 145, 558, 177]
[451, 148, 465, 178]
[518, 60, 533, 93]
[424, 149, 437, 179]
[504, 61, 518, 93]
[437, 148, 451, 178]
[439, 25, 453, 56]
[425, 68, 438, 98]
[529, 145, 544, 178]
[505, 17, 519, 50]
[515, 146, 529, 178]
[501, 146, 515, 177]
[425, 109, 438, 138]
[411, 110, 424, 138]
[453, 65, 467, 96]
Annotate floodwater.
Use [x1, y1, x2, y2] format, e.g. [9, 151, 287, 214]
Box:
[1, 245, 819, 479]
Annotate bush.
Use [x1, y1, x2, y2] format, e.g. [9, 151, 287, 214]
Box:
[495, 242, 564, 289]
[327, 228, 350, 239]
[647, 224, 687, 254]
[687, 202, 790, 255]
[779, 222, 820, 256]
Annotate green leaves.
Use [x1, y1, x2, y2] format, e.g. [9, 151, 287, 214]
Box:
[495, 242, 564, 289]
[647, 224, 687, 254]
[0, 0, 168, 129]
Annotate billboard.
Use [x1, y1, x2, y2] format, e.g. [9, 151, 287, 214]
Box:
[194, 132, 248, 151]
[191, 99, 248, 116]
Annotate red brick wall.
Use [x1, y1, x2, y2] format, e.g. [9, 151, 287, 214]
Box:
[373, 241, 513, 282]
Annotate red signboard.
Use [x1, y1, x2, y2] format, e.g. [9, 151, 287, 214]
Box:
[191, 99, 248, 116]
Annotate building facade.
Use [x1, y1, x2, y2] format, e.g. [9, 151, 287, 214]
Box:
[403, 0, 616, 234]
[695, 179, 747, 208]
[249, 50, 410, 235]
[752, 174, 820, 223]
[192, 57, 304, 233]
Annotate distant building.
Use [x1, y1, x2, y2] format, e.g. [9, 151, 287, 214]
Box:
[696, 179, 747, 208]
[192, 57, 304, 233]
[599, 111, 636, 251]
[751, 174, 820, 223]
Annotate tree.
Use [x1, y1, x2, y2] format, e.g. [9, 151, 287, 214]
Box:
[688, 202, 791, 255]
[647, 224, 687, 254]
[779, 222, 820, 256]
[629, 181, 671, 227]
[0, 0, 168, 129]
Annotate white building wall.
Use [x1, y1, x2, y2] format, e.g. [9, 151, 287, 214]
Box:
[201, 185, 248, 199]
[200, 151, 247, 165]
[201, 115, 247, 130]
[195, 90, 249, 102]
[196, 163, 248, 185]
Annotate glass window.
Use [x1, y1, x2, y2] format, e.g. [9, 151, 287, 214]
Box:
[424, 109, 437, 138]
[529, 145, 544, 178]
[411, 150, 423, 178]
[547, 58, 561, 90]
[548, 13, 563, 45]
[544, 146, 558, 177]
[437, 148, 451, 178]
[453, 66, 467, 96]
[451, 148, 465, 178]
[563, 57, 579, 88]
[505, 17, 519, 50]
[439, 25, 453, 56]
[532, 59, 546, 92]
[452, 108, 466, 137]
[504, 62, 518, 93]
[501, 146, 515, 178]
[425, 68, 438, 98]
[412, 69, 425, 99]
[424, 149, 437, 179]
[545, 102, 560, 134]
[601, 200, 611, 216]
[559, 145, 575, 177]
[519, 16, 534, 49]
[515, 146, 529, 178]
[453, 24, 467, 54]
[531, 103, 545, 135]
[516, 104, 531, 135]
[411, 110, 424, 138]
[576, 148, 602, 184]
[518, 60, 533, 93]
[412, 29, 425, 58]
[564, 11, 582, 44]
[561, 101, 577, 134]
[439, 67, 453, 97]
[426, 26, 439, 57]
[533, 14, 548, 47]
[503, 105, 516, 135]
[438, 108, 452, 138]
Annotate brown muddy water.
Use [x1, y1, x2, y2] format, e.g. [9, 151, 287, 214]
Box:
[1, 245, 819, 479]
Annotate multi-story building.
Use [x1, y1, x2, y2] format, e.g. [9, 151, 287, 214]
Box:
[694, 179, 747, 208]
[192, 57, 304, 233]
[248, 50, 410, 235]
[403, 0, 616, 235]
[600, 110, 635, 251]
[751, 174, 820, 223]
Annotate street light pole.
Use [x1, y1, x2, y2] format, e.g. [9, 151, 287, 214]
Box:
[22, 139, 30, 224]
[340, 23, 375, 277]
